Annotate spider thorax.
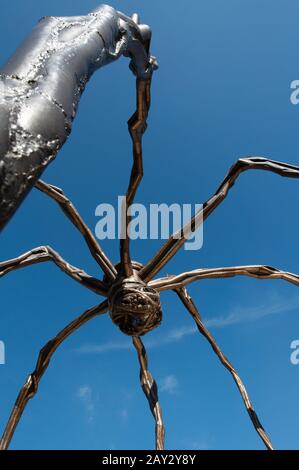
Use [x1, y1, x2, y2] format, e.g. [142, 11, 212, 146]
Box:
[108, 273, 162, 336]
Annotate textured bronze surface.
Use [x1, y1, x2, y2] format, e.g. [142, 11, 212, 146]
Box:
[1, 5, 299, 453]
[120, 78, 152, 277]
[132, 337, 165, 449]
[140, 157, 299, 282]
[0, 301, 108, 450]
[0, 245, 107, 296]
[149, 265, 299, 291]
[109, 274, 162, 336]
[35, 180, 117, 281]
[176, 288, 273, 450]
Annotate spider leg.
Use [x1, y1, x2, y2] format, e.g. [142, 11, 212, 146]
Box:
[149, 265, 299, 291]
[0, 245, 108, 296]
[0, 300, 108, 450]
[35, 180, 117, 281]
[132, 336, 165, 450]
[140, 157, 299, 282]
[175, 287, 273, 450]
[120, 78, 152, 277]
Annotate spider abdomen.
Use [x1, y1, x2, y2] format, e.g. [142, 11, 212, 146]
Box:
[108, 276, 162, 336]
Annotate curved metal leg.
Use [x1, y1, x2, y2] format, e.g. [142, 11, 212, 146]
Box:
[35, 181, 117, 281]
[176, 288, 274, 450]
[141, 157, 299, 281]
[0, 245, 107, 296]
[132, 336, 165, 449]
[0, 300, 108, 450]
[149, 264, 299, 291]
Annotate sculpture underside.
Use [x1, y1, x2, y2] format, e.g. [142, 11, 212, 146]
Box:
[1, 5, 299, 452]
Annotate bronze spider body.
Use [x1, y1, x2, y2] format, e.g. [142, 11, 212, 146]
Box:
[1, 8, 299, 453]
[108, 266, 163, 337]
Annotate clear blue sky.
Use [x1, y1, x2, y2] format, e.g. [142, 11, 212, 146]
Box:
[1, 0, 299, 450]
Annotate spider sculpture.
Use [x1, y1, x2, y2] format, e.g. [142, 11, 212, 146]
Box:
[1, 74, 299, 452]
